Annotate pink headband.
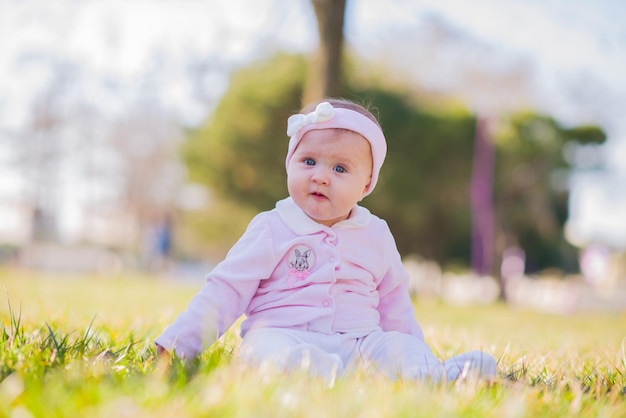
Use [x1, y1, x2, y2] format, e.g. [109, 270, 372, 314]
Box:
[285, 102, 387, 196]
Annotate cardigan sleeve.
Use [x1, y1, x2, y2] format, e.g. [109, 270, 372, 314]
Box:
[375, 224, 425, 340]
[155, 213, 276, 358]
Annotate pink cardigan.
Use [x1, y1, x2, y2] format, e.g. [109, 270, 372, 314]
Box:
[156, 197, 424, 358]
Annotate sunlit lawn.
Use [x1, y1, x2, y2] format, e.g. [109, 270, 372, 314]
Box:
[1, 267, 625, 417]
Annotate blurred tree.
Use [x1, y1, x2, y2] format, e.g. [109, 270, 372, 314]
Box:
[355, 89, 476, 265]
[304, 0, 347, 102]
[108, 105, 183, 228]
[492, 113, 606, 277]
[184, 53, 306, 212]
[470, 116, 495, 277]
[10, 60, 75, 243]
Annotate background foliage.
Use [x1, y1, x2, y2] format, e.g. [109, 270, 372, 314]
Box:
[182, 53, 606, 274]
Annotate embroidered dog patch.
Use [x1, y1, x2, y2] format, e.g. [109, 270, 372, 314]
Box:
[287, 245, 315, 286]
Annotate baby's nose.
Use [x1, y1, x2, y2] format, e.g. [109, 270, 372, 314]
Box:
[311, 167, 330, 184]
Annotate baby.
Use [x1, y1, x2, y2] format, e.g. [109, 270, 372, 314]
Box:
[156, 99, 497, 383]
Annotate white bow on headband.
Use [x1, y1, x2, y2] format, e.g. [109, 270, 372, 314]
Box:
[286, 102, 336, 137]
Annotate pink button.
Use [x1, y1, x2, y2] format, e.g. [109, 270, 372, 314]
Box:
[323, 300, 330, 307]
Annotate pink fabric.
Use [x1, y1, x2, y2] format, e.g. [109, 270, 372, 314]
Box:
[285, 105, 387, 197]
[155, 197, 423, 359]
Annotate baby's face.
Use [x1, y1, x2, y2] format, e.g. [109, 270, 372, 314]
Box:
[287, 129, 372, 227]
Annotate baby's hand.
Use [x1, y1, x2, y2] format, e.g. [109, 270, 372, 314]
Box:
[155, 343, 171, 376]
[156, 343, 170, 358]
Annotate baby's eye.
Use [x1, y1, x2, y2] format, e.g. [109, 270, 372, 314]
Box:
[304, 158, 315, 166]
[334, 165, 346, 173]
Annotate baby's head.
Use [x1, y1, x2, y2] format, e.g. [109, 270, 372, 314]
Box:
[285, 99, 386, 197]
[284, 99, 387, 226]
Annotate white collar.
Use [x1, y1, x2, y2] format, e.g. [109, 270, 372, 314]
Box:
[276, 197, 371, 235]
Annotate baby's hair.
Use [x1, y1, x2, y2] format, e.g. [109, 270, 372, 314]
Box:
[300, 98, 381, 128]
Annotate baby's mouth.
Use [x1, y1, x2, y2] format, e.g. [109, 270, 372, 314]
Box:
[311, 191, 327, 199]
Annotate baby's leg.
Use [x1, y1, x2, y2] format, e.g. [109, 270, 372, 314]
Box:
[359, 331, 496, 382]
[238, 328, 344, 382]
[443, 350, 497, 381]
[358, 330, 447, 381]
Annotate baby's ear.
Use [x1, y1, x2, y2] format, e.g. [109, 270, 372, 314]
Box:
[361, 176, 372, 196]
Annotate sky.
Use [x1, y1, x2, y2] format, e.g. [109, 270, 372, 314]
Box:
[0, 0, 625, 248]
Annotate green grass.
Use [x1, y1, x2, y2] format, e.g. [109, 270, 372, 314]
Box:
[1, 267, 625, 417]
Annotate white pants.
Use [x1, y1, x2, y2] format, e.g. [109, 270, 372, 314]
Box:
[238, 328, 496, 382]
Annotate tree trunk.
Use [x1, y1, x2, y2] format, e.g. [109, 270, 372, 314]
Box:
[305, 0, 347, 103]
[470, 116, 495, 278]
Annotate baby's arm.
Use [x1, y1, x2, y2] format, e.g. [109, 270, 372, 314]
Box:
[155, 276, 256, 358]
[376, 227, 425, 339]
[378, 276, 424, 339]
[155, 214, 276, 358]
